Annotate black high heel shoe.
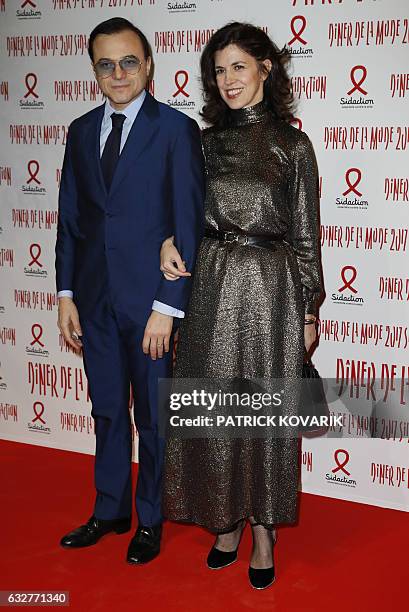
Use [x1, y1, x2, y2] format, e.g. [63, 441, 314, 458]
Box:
[207, 519, 246, 570]
[248, 522, 276, 590]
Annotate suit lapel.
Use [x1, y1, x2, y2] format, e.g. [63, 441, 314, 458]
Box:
[83, 104, 107, 205]
[109, 92, 160, 197]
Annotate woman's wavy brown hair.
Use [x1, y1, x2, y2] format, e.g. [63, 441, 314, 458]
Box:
[200, 22, 295, 127]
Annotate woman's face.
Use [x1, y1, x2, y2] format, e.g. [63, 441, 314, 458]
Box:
[214, 44, 271, 110]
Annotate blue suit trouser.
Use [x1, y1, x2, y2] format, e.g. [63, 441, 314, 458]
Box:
[80, 298, 173, 527]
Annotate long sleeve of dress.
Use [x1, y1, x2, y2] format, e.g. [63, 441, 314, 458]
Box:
[288, 132, 323, 316]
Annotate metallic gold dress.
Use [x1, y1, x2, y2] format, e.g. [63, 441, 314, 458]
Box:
[163, 100, 322, 531]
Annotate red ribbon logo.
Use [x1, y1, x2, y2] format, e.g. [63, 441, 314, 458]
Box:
[342, 168, 362, 197]
[32, 401, 46, 424]
[347, 65, 368, 96]
[24, 73, 39, 99]
[28, 244, 42, 267]
[288, 16, 307, 46]
[30, 324, 44, 347]
[332, 449, 351, 476]
[338, 266, 358, 294]
[22, 0, 36, 7]
[172, 70, 189, 98]
[27, 160, 40, 184]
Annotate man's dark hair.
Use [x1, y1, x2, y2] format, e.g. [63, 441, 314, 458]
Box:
[88, 17, 151, 62]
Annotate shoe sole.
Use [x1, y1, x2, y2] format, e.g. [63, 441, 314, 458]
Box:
[207, 557, 238, 570]
[250, 576, 276, 590]
[127, 556, 159, 565]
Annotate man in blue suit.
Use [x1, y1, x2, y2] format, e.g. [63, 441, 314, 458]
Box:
[56, 18, 205, 564]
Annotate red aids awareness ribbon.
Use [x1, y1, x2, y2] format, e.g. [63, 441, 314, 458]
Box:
[27, 160, 40, 184]
[332, 449, 351, 476]
[338, 266, 358, 294]
[288, 16, 307, 46]
[24, 73, 39, 99]
[32, 401, 46, 424]
[172, 70, 189, 98]
[22, 0, 36, 7]
[347, 65, 368, 96]
[342, 168, 362, 197]
[28, 244, 42, 267]
[30, 324, 44, 347]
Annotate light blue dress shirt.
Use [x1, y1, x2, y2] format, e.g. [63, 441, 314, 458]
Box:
[57, 90, 185, 319]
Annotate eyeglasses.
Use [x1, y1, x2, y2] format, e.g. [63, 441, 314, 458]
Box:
[94, 56, 143, 78]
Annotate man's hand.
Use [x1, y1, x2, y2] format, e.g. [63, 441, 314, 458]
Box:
[58, 297, 83, 352]
[142, 311, 173, 360]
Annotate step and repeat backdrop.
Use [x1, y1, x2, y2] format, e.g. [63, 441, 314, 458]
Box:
[0, 0, 408, 512]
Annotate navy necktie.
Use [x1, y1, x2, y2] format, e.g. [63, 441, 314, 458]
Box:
[101, 112, 126, 191]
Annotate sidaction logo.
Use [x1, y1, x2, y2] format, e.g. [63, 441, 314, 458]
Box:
[325, 449, 357, 487]
[26, 324, 49, 358]
[20, 74, 44, 110]
[340, 65, 374, 109]
[28, 401, 51, 434]
[0, 364, 6, 391]
[167, 1, 196, 13]
[336, 168, 368, 210]
[332, 265, 364, 306]
[287, 15, 314, 58]
[17, 0, 42, 20]
[168, 70, 195, 110]
[24, 243, 48, 278]
[22, 160, 46, 195]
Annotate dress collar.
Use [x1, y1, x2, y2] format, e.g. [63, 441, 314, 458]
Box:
[228, 98, 270, 127]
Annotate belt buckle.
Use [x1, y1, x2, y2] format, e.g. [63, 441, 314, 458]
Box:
[237, 235, 249, 246]
[224, 231, 237, 243]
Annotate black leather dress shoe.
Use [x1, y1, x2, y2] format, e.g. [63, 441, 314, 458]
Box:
[126, 525, 162, 564]
[60, 515, 131, 548]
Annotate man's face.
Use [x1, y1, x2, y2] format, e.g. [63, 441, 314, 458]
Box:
[92, 29, 151, 110]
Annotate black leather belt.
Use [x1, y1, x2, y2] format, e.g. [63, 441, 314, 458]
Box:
[204, 228, 284, 248]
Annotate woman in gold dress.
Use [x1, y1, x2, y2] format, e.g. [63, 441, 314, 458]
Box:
[160, 22, 323, 589]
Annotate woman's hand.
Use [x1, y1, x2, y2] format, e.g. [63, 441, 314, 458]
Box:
[304, 316, 317, 354]
[160, 236, 192, 281]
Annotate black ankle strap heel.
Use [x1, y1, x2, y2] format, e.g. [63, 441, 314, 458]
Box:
[207, 519, 246, 570]
[248, 522, 276, 589]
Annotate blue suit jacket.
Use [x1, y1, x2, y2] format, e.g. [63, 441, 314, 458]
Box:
[55, 92, 205, 325]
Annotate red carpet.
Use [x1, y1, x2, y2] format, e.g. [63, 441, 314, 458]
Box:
[1, 440, 407, 611]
